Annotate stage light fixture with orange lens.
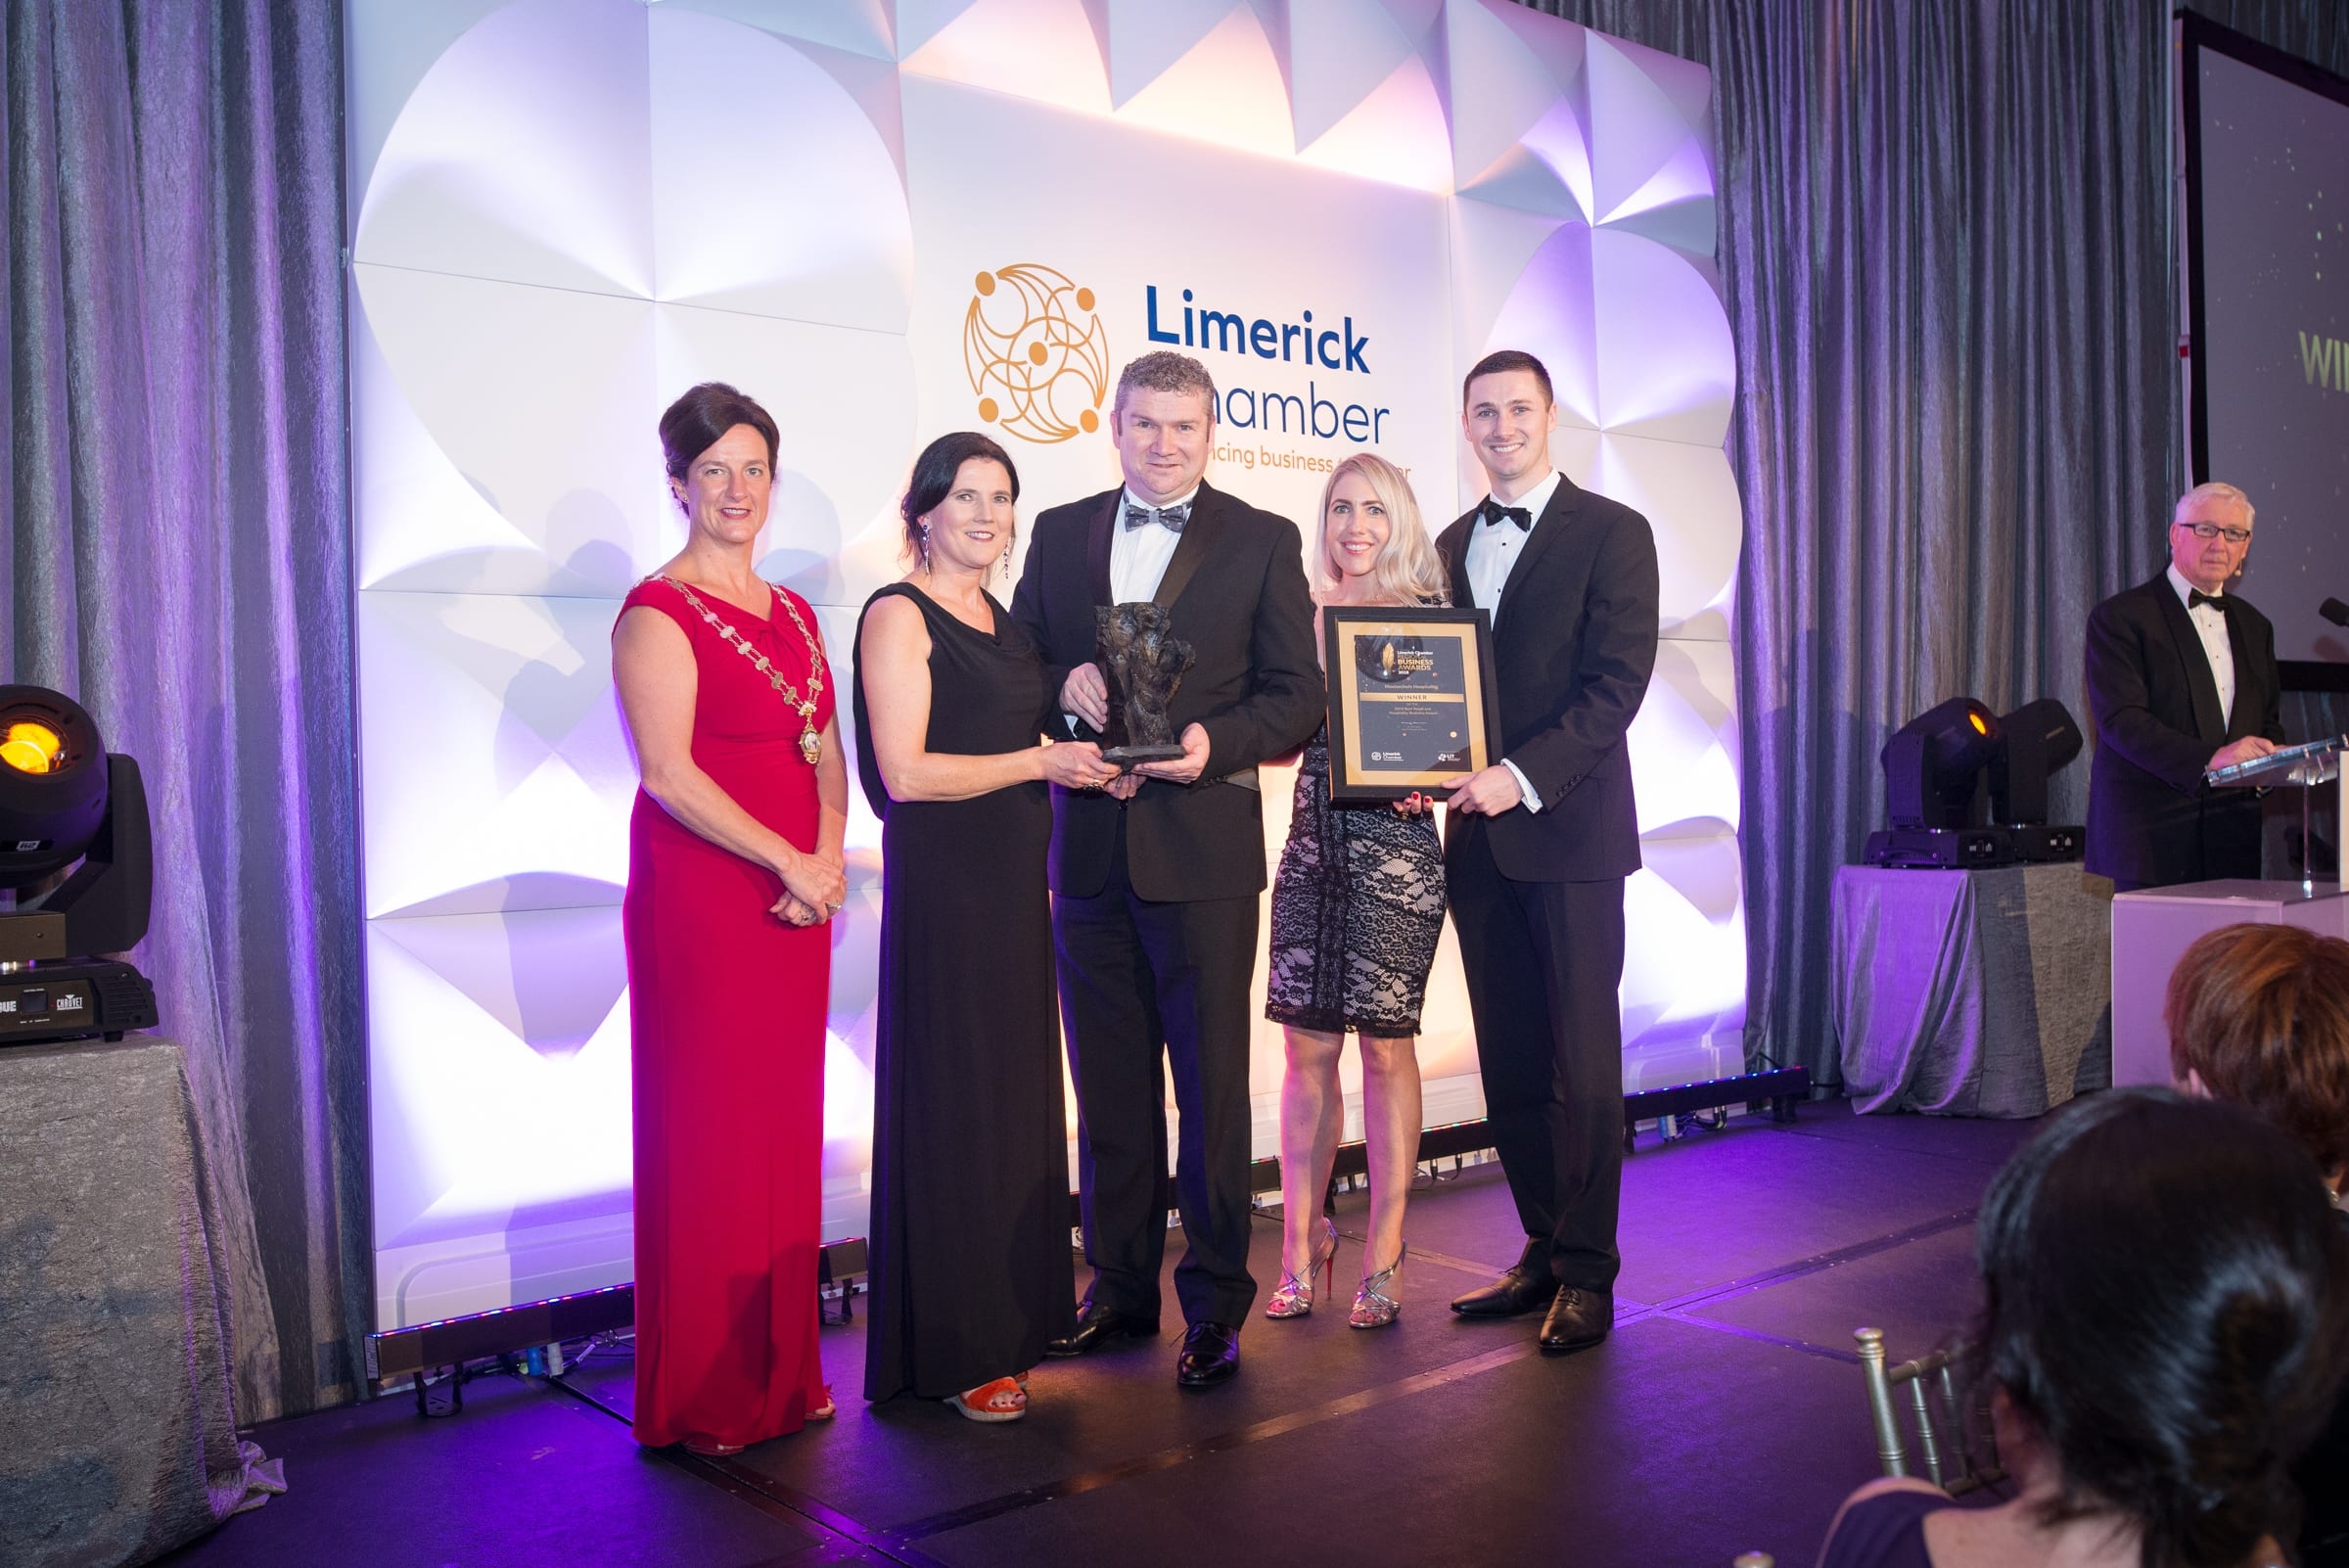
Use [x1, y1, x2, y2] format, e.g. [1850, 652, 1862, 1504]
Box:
[2, 719, 66, 774]
[1865, 696, 2086, 868]
[1865, 697, 2008, 867]
[1881, 697, 2003, 832]
[0, 684, 158, 1045]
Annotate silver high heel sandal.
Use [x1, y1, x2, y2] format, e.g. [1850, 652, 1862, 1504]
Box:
[1349, 1243, 1406, 1329]
[1265, 1216, 1339, 1319]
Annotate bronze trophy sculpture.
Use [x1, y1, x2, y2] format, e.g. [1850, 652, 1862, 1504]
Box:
[1095, 603, 1194, 765]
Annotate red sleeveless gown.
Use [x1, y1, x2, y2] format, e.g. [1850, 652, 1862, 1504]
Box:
[619, 577, 832, 1449]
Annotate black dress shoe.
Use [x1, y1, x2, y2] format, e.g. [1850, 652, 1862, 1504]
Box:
[1538, 1287, 1612, 1355]
[1450, 1266, 1556, 1318]
[1174, 1321, 1241, 1388]
[1044, 1301, 1160, 1358]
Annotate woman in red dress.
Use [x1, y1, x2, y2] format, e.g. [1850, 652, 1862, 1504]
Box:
[613, 383, 849, 1453]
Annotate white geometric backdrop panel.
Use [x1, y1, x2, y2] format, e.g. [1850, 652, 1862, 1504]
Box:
[348, 0, 1744, 1329]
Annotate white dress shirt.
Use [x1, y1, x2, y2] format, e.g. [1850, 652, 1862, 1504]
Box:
[1109, 485, 1197, 605]
[1464, 468, 1562, 620]
[1463, 468, 1565, 811]
[2167, 562, 2236, 726]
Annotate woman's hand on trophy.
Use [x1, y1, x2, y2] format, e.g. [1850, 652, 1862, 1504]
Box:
[1041, 740, 1121, 791]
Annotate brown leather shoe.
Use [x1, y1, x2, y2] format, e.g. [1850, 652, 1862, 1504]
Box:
[1450, 1266, 1555, 1318]
[1538, 1286, 1612, 1355]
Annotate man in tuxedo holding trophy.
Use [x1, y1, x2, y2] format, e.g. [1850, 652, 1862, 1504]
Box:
[1011, 351, 1323, 1389]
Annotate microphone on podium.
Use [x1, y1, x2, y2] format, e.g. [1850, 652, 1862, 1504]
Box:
[2321, 596, 2349, 627]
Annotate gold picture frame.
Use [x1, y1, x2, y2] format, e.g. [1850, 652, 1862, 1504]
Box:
[1321, 606, 1501, 803]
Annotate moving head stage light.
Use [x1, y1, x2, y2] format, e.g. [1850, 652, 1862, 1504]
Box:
[1865, 697, 2085, 868]
[1988, 697, 2085, 861]
[0, 685, 159, 1045]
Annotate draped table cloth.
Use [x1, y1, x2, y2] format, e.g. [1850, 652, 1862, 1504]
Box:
[0, 1037, 281, 1567]
[1831, 864, 2113, 1117]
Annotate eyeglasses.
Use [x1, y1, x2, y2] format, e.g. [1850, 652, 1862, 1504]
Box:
[2173, 520, 2251, 544]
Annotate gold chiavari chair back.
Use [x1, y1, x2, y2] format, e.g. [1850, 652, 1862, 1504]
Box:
[1853, 1327, 2004, 1496]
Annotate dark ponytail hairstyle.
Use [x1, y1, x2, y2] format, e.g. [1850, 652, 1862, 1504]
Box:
[1974, 1087, 2349, 1566]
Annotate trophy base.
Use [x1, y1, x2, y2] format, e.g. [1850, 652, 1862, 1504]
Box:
[1101, 743, 1184, 766]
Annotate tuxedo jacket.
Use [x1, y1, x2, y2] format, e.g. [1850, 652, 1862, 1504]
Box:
[1010, 481, 1323, 902]
[2083, 574, 2283, 886]
[1434, 476, 1661, 883]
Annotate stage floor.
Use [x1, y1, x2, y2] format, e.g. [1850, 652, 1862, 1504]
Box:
[158, 1101, 2037, 1568]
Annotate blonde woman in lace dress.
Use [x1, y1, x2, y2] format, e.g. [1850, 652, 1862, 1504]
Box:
[1263, 453, 1451, 1328]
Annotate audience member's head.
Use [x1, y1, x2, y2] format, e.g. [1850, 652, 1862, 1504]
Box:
[2165, 921, 2349, 1191]
[1975, 1087, 2348, 1565]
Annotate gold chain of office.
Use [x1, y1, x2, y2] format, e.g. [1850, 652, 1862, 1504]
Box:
[655, 576, 827, 765]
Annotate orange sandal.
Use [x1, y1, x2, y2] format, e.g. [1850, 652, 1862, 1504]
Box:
[809, 1385, 837, 1421]
[946, 1375, 1027, 1423]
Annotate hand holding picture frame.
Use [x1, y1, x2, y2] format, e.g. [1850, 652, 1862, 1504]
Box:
[1321, 606, 1502, 804]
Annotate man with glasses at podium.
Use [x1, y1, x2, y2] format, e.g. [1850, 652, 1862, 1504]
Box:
[2084, 482, 2285, 893]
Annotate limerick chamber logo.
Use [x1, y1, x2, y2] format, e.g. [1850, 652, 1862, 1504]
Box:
[963, 264, 1109, 444]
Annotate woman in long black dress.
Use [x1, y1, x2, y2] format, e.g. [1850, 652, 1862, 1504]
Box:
[852, 432, 1120, 1421]
[1264, 453, 1450, 1329]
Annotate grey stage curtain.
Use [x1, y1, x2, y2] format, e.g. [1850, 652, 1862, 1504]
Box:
[2, 0, 363, 1419]
[1519, 0, 2177, 1081]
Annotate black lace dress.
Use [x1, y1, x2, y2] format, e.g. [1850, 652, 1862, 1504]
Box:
[1265, 719, 1448, 1036]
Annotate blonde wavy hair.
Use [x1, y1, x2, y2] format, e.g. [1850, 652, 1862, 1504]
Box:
[1312, 453, 1449, 605]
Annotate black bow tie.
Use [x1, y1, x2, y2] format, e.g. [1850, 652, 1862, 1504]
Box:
[2188, 588, 2223, 611]
[1482, 500, 1532, 530]
[1123, 501, 1191, 533]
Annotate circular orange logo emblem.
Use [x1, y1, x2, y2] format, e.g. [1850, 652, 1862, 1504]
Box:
[964, 264, 1108, 444]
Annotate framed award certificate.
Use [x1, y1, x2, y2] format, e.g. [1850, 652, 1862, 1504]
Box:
[1321, 606, 1502, 804]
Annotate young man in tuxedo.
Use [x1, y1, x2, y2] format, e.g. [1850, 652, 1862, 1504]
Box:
[1011, 351, 1323, 1389]
[1434, 349, 1659, 1355]
[2084, 482, 2284, 893]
